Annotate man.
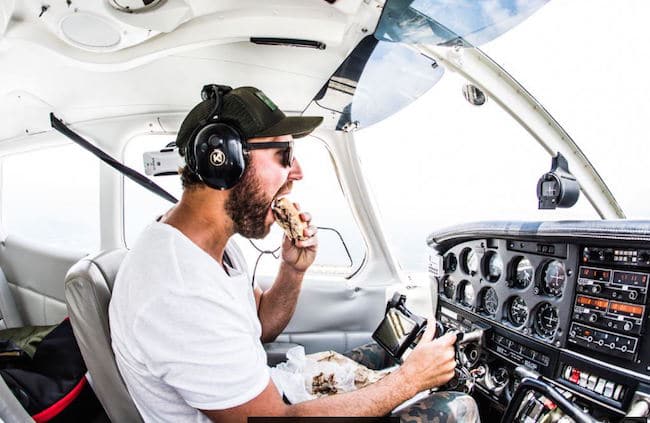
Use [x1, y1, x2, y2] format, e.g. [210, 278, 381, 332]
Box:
[109, 85, 478, 422]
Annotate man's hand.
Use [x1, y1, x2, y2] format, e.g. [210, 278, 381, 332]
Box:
[398, 326, 458, 393]
[281, 202, 318, 273]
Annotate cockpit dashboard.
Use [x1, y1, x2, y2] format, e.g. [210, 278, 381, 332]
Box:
[428, 221, 650, 421]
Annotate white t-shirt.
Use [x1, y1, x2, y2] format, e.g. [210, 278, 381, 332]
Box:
[109, 222, 270, 422]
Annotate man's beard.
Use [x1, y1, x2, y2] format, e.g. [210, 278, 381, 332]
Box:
[225, 163, 274, 239]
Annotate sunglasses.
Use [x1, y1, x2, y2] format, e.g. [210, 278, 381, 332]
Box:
[246, 141, 294, 167]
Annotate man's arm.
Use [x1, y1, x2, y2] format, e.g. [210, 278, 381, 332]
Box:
[256, 208, 317, 343]
[201, 329, 458, 422]
[255, 262, 306, 343]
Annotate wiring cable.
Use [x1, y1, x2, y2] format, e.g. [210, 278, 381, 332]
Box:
[248, 225, 354, 286]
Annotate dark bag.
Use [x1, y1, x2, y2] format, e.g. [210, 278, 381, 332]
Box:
[0, 319, 102, 422]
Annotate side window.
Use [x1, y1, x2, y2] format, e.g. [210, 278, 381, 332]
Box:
[1, 143, 100, 252]
[123, 134, 181, 246]
[123, 135, 365, 277]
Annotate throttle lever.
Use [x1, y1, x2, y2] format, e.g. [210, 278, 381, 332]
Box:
[455, 329, 484, 346]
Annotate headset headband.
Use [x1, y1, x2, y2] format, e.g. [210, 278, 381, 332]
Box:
[200, 84, 233, 126]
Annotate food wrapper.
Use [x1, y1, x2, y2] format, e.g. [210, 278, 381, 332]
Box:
[270, 346, 393, 404]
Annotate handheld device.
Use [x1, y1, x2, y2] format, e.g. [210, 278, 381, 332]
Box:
[372, 292, 427, 363]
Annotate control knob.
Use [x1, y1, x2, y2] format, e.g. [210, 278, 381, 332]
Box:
[629, 290, 639, 301]
[623, 321, 633, 331]
[588, 314, 598, 323]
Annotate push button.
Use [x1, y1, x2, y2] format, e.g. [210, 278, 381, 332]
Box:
[604, 381, 615, 398]
[613, 384, 624, 401]
[595, 378, 606, 395]
[563, 365, 572, 379]
[587, 375, 598, 390]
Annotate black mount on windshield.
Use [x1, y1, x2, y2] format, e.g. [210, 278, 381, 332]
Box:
[537, 152, 580, 210]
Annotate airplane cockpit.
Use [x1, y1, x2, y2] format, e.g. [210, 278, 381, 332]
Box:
[1, 0, 649, 422]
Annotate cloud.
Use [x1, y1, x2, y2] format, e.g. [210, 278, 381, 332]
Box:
[401, 0, 549, 45]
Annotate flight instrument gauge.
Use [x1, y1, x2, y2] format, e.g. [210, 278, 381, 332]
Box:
[542, 260, 566, 296]
[462, 248, 479, 276]
[534, 302, 559, 338]
[514, 257, 533, 288]
[507, 296, 528, 326]
[459, 280, 475, 307]
[480, 287, 499, 315]
[484, 251, 503, 282]
[442, 277, 456, 299]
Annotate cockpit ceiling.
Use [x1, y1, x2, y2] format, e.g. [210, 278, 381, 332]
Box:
[0, 41, 342, 141]
[0, 0, 381, 142]
[7, 1, 371, 57]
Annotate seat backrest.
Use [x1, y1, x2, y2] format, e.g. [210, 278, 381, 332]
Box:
[0, 265, 24, 329]
[65, 249, 143, 423]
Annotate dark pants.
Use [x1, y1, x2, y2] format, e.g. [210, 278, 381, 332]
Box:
[344, 343, 480, 423]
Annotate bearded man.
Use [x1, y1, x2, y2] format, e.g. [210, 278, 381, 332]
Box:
[109, 85, 477, 423]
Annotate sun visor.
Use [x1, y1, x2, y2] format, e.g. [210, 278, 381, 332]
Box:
[307, 0, 550, 132]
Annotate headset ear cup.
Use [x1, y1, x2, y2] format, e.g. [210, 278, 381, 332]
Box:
[192, 123, 245, 190]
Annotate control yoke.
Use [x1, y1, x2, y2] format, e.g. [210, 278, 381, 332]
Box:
[501, 366, 598, 423]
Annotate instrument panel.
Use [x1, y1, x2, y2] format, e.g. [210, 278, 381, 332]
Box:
[428, 223, 650, 421]
[438, 239, 575, 345]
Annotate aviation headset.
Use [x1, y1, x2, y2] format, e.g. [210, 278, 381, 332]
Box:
[185, 84, 247, 190]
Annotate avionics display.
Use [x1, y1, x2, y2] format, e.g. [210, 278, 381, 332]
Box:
[609, 301, 644, 318]
[571, 262, 649, 361]
[612, 271, 648, 288]
[580, 267, 610, 281]
[576, 295, 608, 311]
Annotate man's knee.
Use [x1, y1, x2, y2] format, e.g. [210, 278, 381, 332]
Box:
[396, 392, 480, 423]
[343, 342, 396, 370]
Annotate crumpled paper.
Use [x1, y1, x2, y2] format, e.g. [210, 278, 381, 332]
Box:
[270, 346, 393, 404]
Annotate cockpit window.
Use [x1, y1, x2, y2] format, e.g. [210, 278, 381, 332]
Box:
[1, 144, 100, 252]
[355, 68, 599, 272]
[479, 0, 650, 218]
[375, 0, 549, 46]
[123, 135, 365, 277]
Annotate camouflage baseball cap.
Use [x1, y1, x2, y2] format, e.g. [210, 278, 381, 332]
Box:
[176, 86, 323, 155]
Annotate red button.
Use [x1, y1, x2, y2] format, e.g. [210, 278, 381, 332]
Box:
[570, 368, 581, 384]
[542, 397, 557, 410]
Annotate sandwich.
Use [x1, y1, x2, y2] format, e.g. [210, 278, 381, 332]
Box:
[272, 197, 308, 241]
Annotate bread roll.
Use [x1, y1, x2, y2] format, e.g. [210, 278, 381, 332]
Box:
[272, 197, 308, 241]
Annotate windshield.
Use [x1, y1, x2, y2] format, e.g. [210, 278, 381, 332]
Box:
[346, 0, 650, 272]
[478, 0, 650, 218]
[375, 0, 549, 46]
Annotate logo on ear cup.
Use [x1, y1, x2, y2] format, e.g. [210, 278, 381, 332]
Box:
[209, 149, 226, 167]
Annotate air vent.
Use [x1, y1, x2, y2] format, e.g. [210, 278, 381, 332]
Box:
[108, 0, 165, 13]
